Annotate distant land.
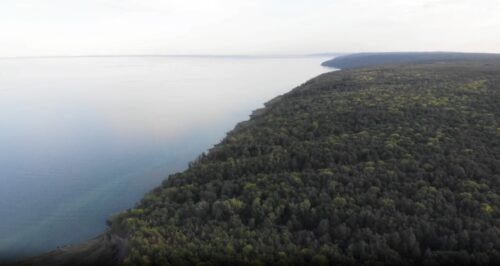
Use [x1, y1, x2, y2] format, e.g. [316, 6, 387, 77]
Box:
[322, 52, 500, 69]
[12, 52, 500, 266]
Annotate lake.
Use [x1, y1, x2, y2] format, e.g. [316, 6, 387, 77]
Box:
[0, 55, 333, 260]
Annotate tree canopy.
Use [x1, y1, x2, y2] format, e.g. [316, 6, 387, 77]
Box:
[110, 60, 500, 266]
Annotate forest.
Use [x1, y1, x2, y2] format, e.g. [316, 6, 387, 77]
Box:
[102, 58, 500, 266]
[17, 57, 500, 266]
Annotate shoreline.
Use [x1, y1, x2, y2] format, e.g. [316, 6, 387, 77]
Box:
[3, 57, 336, 265]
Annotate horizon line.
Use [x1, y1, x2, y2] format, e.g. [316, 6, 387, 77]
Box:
[2, 51, 498, 60]
[0, 53, 346, 60]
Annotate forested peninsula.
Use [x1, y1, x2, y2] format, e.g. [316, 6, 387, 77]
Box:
[15, 53, 500, 266]
[322, 52, 500, 69]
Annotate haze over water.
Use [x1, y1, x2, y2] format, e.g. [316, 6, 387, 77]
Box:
[0, 55, 333, 260]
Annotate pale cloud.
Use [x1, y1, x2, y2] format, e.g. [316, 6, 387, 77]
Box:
[0, 0, 499, 56]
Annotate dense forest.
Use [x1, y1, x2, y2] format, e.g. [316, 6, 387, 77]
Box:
[15, 56, 500, 266]
[101, 58, 500, 266]
[322, 52, 500, 69]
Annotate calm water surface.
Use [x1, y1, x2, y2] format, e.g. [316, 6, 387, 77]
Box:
[0, 56, 333, 260]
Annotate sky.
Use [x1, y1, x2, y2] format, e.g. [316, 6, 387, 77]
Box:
[1, 0, 500, 57]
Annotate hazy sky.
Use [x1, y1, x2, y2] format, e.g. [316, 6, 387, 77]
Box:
[1, 0, 500, 57]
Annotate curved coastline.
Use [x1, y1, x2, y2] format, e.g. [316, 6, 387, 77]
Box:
[11, 52, 500, 265]
[6, 57, 335, 266]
